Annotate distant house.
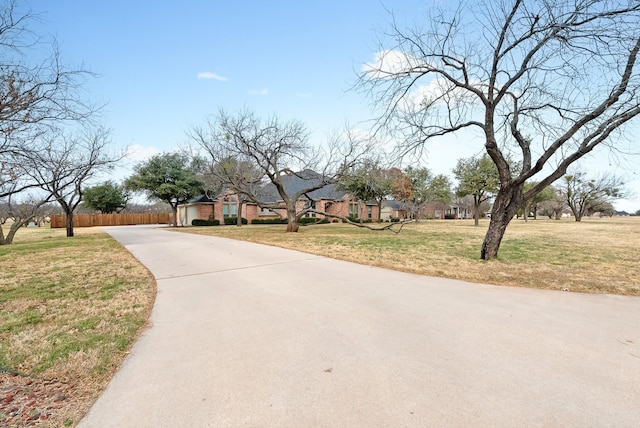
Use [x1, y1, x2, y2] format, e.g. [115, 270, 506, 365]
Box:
[421, 201, 450, 219]
[381, 200, 407, 220]
[380, 199, 473, 220]
[177, 170, 380, 225]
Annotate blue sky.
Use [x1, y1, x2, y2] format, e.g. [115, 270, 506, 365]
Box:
[26, 1, 640, 212]
[29, 1, 420, 152]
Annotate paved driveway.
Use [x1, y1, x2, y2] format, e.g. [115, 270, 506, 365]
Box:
[79, 225, 640, 427]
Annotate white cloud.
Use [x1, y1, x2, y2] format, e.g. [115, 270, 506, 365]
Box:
[125, 144, 162, 162]
[248, 88, 269, 96]
[362, 49, 424, 77]
[197, 71, 228, 81]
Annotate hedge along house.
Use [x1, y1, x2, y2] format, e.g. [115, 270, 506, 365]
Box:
[177, 192, 277, 226]
[177, 170, 381, 225]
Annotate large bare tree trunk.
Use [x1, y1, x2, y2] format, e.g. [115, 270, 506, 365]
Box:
[473, 196, 481, 227]
[573, 209, 584, 222]
[480, 187, 521, 260]
[286, 220, 299, 232]
[171, 205, 178, 227]
[237, 201, 243, 227]
[285, 202, 299, 232]
[65, 211, 74, 237]
[0, 219, 31, 244]
[523, 202, 530, 223]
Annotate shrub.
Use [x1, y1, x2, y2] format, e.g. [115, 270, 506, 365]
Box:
[251, 218, 288, 224]
[390, 217, 401, 223]
[444, 213, 457, 220]
[223, 217, 248, 225]
[191, 219, 220, 226]
[346, 216, 373, 223]
[299, 217, 330, 225]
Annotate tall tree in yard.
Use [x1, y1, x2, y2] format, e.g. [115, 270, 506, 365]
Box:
[522, 182, 555, 222]
[388, 167, 413, 202]
[125, 153, 203, 227]
[453, 155, 500, 226]
[360, 0, 640, 259]
[83, 181, 129, 213]
[538, 188, 567, 220]
[0, 193, 51, 244]
[558, 172, 625, 222]
[401, 166, 452, 219]
[338, 160, 394, 220]
[19, 127, 119, 237]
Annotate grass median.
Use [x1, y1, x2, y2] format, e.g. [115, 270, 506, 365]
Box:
[0, 226, 156, 427]
[176, 216, 640, 296]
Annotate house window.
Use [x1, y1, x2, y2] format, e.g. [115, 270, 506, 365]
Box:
[367, 206, 372, 219]
[349, 203, 359, 218]
[304, 200, 316, 218]
[223, 202, 237, 218]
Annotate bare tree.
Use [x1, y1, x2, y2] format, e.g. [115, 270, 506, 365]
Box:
[522, 182, 555, 222]
[190, 109, 370, 232]
[0, 1, 97, 200]
[20, 127, 120, 236]
[558, 172, 625, 222]
[1, 152, 28, 198]
[0, 192, 51, 244]
[360, 0, 640, 259]
[337, 159, 395, 221]
[538, 188, 567, 220]
[190, 153, 264, 227]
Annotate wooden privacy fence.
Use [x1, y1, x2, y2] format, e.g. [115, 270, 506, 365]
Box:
[50, 213, 173, 228]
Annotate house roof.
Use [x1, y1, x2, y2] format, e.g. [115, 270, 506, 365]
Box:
[186, 194, 216, 204]
[185, 170, 370, 206]
[383, 199, 404, 210]
[258, 169, 346, 202]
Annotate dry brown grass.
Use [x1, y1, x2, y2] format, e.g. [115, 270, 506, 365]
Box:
[0, 226, 156, 427]
[176, 216, 640, 295]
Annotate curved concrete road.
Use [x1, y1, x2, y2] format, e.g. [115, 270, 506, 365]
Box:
[79, 225, 640, 427]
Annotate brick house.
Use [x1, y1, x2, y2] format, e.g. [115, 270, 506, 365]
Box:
[177, 171, 380, 225]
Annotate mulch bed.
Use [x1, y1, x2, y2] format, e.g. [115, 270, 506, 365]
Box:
[1, 372, 75, 427]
